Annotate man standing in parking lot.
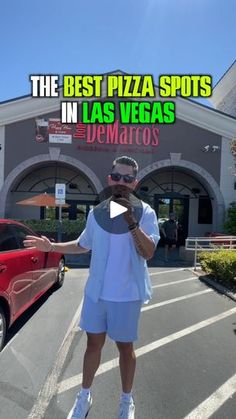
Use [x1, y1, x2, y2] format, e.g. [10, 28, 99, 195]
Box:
[24, 156, 160, 419]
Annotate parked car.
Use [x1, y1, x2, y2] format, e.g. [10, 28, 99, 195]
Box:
[0, 219, 65, 351]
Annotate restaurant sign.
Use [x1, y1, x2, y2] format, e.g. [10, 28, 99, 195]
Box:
[35, 118, 160, 148]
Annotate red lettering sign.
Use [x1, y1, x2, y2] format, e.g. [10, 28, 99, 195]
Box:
[35, 119, 160, 148]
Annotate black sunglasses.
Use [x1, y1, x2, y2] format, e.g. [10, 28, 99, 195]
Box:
[110, 173, 136, 184]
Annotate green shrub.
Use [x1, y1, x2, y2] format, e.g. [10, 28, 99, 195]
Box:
[198, 250, 236, 286]
[19, 219, 86, 235]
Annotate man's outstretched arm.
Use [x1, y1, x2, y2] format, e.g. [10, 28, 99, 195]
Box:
[23, 235, 89, 254]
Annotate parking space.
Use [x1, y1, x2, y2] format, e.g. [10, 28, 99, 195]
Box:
[1, 267, 236, 418]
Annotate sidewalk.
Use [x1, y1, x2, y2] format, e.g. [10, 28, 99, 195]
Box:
[192, 268, 236, 303]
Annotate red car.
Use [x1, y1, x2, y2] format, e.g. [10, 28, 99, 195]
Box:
[0, 219, 65, 351]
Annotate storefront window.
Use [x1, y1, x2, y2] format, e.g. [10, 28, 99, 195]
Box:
[61, 207, 70, 219]
[76, 204, 86, 222]
[40, 202, 96, 220]
[44, 207, 56, 220]
[198, 197, 213, 224]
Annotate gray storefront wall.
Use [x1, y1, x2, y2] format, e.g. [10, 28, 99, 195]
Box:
[0, 105, 226, 237]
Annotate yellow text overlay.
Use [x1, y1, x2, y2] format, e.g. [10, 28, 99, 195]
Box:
[63, 75, 103, 97]
[107, 75, 155, 97]
[159, 75, 212, 97]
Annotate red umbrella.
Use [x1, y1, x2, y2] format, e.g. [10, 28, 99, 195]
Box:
[16, 193, 70, 208]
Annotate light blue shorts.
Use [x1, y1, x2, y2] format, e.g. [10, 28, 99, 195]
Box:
[79, 294, 142, 342]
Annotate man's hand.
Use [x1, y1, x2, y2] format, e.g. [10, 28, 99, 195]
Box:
[113, 196, 136, 225]
[23, 235, 52, 252]
[24, 235, 90, 255]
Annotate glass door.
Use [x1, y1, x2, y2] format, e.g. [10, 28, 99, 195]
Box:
[154, 195, 189, 246]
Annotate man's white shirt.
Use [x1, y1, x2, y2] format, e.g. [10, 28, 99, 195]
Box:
[100, 232, 140, 301]
[77, 201, 160, 304]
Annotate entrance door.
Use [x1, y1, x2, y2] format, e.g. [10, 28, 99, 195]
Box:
[154, 194, 189, 246]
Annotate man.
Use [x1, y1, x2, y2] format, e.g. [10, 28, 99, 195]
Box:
[24, 156, 160, 419]
[161, 212, 178, 262]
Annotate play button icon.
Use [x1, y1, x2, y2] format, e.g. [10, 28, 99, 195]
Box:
[93, 185, 143, 234]
[110, 200, 128, 219]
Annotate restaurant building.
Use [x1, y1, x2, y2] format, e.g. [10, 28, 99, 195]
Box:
[0, 65, 236, 242]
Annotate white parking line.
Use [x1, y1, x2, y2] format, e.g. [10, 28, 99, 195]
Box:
[57, 306, 236, 395]
[152, 277, 196, 288]
[184, 372, 236, 419]
[27, 298, 84, 419]
[149, 268, 188, 276]
[142, 289, 213, 311]
[1, 332, 19, 354]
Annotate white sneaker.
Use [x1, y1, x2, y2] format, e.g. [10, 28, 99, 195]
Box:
[67, 393, 92, 419]
[118, 399, 135, 419]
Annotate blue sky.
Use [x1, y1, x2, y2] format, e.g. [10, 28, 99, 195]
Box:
[1, 0, 236, 104]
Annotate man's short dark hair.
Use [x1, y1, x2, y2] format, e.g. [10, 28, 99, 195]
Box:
[112, 156, 138, 176]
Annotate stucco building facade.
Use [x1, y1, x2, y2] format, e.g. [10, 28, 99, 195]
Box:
[0, 66, 236, 242]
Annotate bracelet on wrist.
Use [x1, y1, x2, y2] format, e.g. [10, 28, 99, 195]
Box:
[50, 243, 55, 252]
[128, 222, 139, 231]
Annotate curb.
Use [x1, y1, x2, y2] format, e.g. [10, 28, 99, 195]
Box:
[190, 269, 236, 302]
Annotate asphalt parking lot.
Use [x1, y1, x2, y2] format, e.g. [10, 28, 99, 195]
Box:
[0, 267, 236, 419]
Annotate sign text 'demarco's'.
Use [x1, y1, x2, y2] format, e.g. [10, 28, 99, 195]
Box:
[35, 119, 160, 147]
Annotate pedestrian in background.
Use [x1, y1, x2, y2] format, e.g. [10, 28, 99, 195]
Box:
[161, 212, 178, 262]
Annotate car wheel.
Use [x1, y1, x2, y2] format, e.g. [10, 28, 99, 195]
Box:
[0, 306, 7, 352]
[54, 258, 65, 289]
